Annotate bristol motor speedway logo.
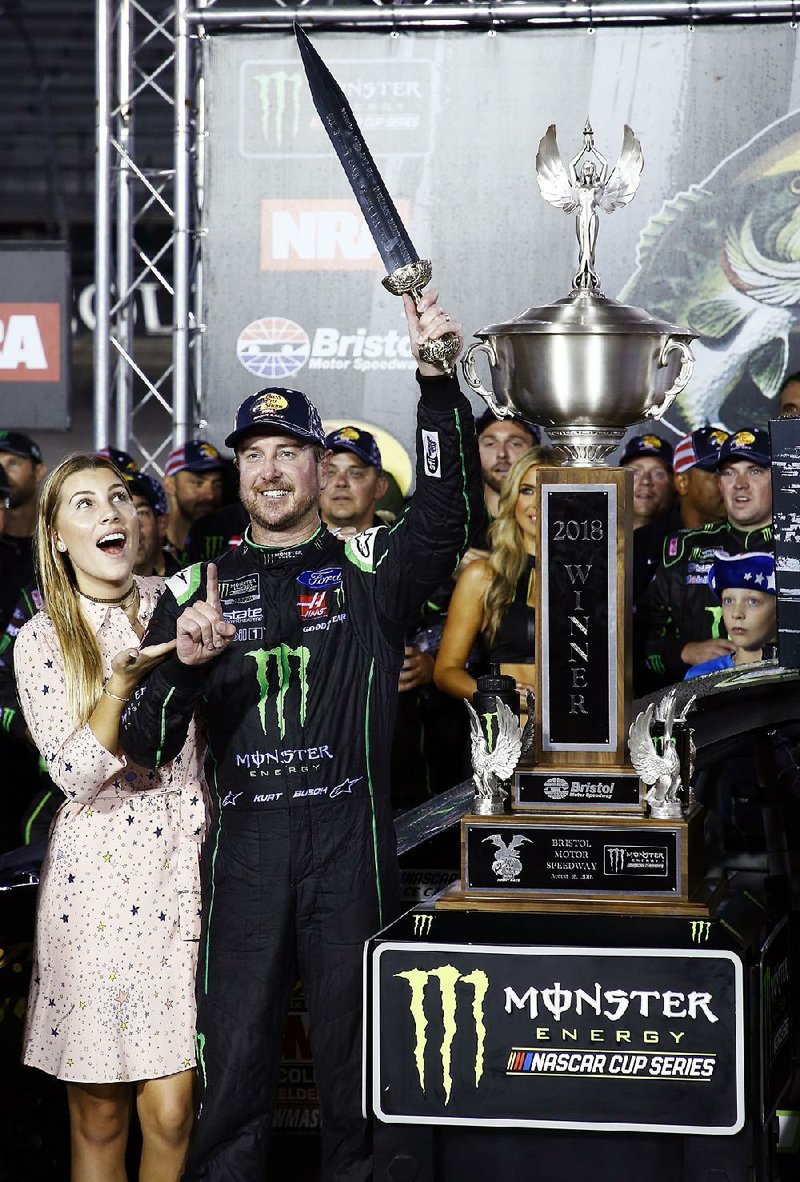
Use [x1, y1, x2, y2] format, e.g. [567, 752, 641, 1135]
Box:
[236, 317, 311, 382]
[0, 303, 61, 381]
[236, 315, 415, 380]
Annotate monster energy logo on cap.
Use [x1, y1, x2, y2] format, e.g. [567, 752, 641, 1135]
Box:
[395, 964, 488, 1104]
[247, 644, 310, 739]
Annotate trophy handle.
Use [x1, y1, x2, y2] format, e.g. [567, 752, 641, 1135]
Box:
[645, 338, 694, 420]
[461, 340, 514, 418]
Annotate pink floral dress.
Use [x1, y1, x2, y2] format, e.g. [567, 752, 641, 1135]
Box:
[14, 576, 207, 1083]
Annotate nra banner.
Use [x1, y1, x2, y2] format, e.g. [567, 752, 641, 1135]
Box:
[0, 243, 71, 430]
[371, 942, 744, 1134]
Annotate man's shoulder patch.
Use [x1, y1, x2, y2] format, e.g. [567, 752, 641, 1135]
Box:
[344, 526, 384, 573]
[166, 564, 203, 605]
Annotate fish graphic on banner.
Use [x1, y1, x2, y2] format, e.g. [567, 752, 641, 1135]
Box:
[621, 110, 800, 430]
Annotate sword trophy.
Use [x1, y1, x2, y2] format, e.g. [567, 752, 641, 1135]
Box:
[294, 24, 460, 374]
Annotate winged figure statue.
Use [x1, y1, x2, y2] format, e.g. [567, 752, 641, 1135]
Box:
[628, 688, 696, 818]
[536, 119, 644, 291]
[481, 833, 532, 883]
[464, 693, 535, 814]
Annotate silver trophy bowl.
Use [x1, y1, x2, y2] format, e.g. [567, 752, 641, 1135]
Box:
[462, 288, 695, 466]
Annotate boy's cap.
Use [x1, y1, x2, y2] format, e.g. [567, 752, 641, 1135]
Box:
[126, 471, 168, 517]
[673, 427, 730, 474]
[619, 433, 674, 468]
[325, 426, 382, 469]
[708, 551, 776, 597]
[475, 408, 541, 444]
[164, 440, 223, 478]
[94, 447, 139, 476]
[0, 430, 43, 464]
[226, 388, 325, 450]
[716, 428, 771, 469]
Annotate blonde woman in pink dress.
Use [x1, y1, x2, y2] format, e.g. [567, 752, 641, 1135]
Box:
[14, 454, 207, 1182]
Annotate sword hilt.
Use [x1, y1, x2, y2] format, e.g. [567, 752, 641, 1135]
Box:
[382, 260, 461, 376]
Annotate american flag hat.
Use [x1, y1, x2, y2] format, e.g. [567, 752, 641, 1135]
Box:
[708, 551, 776, 597]
[164, 439, 223, 478]
[673, 427, 730, 475]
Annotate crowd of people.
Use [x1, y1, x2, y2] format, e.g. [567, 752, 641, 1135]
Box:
[0, 319, 790, 1180]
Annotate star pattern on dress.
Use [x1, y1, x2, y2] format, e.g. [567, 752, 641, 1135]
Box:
[17, 586, 205, 1086]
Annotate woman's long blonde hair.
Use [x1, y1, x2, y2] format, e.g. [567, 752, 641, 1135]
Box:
[482, 445, 558, 646]
[35, 454, 127, 726]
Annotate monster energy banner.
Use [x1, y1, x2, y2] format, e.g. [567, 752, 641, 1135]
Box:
[372, 943, 744, 1133]
[202, 26, 800, 473]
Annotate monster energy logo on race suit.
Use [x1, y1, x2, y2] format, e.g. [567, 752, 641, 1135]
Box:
[394, 965, 489, 1104]
[246, 644, 310, 739]
[255, 71, 302, 148]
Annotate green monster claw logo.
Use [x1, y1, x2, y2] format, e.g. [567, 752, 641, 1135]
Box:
[394, 965, 489, 1104]
[254, 72, 303, 149]
[246, 644, 310, 739]
[704, 604, 724, 639]
[481, 712, 497, 752]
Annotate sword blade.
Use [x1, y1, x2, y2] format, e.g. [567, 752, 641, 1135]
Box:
[294, 24, 418, 273]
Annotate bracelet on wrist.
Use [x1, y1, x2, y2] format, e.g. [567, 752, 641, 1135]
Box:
[103, 685, 130, 704]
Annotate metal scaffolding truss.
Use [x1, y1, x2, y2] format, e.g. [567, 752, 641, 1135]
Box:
[95, 0, 800, 466]
[94, 0, 201, 471]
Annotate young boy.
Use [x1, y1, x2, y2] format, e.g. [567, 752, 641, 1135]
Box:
[685, 552, 777, 679]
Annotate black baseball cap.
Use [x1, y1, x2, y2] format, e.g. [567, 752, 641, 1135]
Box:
[0, 430, 43, 464]
[226, 387, 325, 451]
[126, 471, 168, 516]
[619, 433, 674, 468]
[717, 428, 771, 469]
[94, 447, 140, 476]
[475, 408, 541, 444]
[325, 426, 382, 468]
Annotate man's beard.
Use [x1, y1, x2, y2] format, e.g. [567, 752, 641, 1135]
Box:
[483, 467, 507, 495]
[240, 482, 319, 536]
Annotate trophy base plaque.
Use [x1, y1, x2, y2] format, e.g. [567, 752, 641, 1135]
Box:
[441, 805, 708, 913]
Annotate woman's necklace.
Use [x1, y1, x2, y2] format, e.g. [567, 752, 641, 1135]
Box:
[81, 582, 138, 608]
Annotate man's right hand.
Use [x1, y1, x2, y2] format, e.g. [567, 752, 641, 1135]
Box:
[176, 563, 236, 665]
[681, 638, 736, 666]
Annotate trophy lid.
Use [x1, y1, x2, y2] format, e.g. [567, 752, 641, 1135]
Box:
[478, 288, 690, 339]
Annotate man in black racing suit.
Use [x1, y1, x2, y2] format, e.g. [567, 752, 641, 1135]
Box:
[121, 292, 483, 1181]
